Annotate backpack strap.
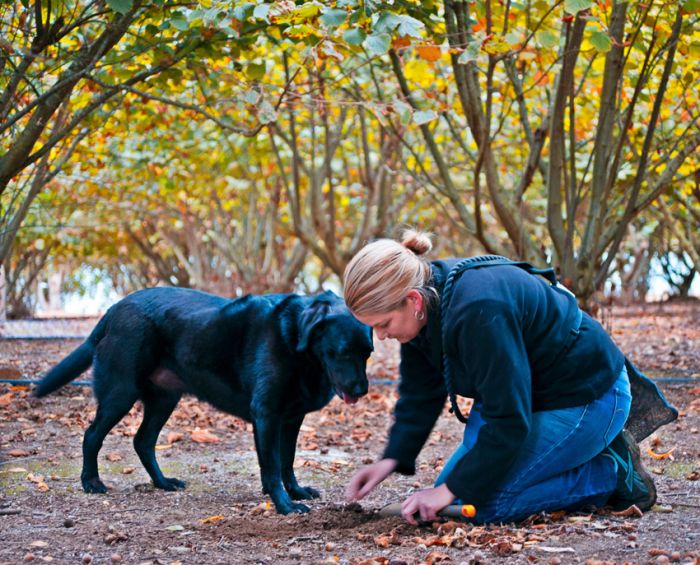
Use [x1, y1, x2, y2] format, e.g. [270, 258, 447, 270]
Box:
[440, 256, 561, 422]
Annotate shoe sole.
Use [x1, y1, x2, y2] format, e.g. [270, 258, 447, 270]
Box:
[621, 429, 657, 511]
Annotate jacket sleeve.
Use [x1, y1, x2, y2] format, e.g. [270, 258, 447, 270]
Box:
[382, 341, 447, 474]
[443, 299, 532, 508]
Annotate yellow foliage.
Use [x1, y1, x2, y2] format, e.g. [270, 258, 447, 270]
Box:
[404, 59, 435, 89]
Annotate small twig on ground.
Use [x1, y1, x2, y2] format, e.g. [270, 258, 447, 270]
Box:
[0, 508, 21, 515]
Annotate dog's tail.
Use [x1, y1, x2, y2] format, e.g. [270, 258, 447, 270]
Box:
[33, 316, 108, 398]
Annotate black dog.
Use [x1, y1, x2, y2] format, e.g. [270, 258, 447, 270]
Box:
[34, 288, 372, 514]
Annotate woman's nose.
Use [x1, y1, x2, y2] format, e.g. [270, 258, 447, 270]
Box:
[376, 329, 387, 340]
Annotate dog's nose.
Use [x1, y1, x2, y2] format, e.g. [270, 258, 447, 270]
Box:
[349, 381, 368, 398]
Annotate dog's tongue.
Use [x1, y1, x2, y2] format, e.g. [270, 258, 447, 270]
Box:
[342, 392, 359, 405]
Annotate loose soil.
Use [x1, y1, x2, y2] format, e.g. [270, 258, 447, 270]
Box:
[1, 302, 699, 564]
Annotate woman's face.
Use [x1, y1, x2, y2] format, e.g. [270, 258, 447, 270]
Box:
[355, 290, 427, 344]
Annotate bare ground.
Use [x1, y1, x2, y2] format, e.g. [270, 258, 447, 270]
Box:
[1, 301, 699, 565]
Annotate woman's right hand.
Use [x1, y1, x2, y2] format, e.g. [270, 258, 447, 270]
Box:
[345, 458, 398, 501]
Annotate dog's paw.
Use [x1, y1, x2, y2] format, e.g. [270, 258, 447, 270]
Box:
[82, 477, 108, 494]
[155, 477, 187, 491]
[289, 485, 321, 500]
[278, 502, 310, 514]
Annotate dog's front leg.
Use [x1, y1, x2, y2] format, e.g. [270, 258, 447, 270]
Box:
[280, 415, 320, 501]
[252, 409, 310, 514]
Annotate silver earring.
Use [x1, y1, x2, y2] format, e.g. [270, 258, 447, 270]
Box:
[414, 310, 425, 321]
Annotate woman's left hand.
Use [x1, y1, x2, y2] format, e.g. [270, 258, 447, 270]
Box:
[400, 483, 455, 525]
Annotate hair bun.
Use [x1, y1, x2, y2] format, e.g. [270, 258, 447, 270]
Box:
[401, 229, 433, 256]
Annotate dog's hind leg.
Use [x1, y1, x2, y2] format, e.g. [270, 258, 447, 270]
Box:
[82, 391, 139, 493]
[280, 415, 320, 501]
[134, 389, 184, 491]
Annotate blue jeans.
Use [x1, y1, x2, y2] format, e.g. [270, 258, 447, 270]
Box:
[435, 366, 631, 523]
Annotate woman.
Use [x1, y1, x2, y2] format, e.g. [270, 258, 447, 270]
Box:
[343, 230, 657, 525]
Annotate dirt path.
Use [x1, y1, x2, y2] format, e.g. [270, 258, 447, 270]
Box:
[1, 302, 699, 564]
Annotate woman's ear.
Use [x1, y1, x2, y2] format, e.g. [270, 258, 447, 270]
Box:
[406, 289, 424, 310]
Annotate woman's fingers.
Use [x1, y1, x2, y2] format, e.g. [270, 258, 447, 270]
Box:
[346, 459, 398, 501]
[401, 495, 420, 525]
[346, 467, 378, 500]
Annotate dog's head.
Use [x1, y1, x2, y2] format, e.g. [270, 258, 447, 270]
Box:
[297, 291, 373, 404]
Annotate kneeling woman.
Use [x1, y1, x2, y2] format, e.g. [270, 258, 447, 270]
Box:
[343, 230, 656, 525]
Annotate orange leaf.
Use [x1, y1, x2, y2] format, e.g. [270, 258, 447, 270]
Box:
[167, 431, 184, 444]
[392, 35, 411, 49]
[0, 392, 13, 407]
[191, 429, 221, 443]
[647, 447, 675, 460]
[416, 45, 441, 62]
[426, 551, 451, 564]
[200, 515, 225, 524]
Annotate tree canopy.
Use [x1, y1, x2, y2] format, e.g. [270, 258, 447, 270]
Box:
[1, 0, 698, 314]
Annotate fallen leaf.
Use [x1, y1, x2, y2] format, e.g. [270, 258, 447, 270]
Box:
[0, 392, 13, 407]
[646, 447, 675, 460]
[425, 551, 451, 564]
[167, 432, 184, 444]
[190, 429, 221, 443]
[121, 467, 135, 475]
[8, 449, 30, 457]
[29, 541, 49, 548]
[105, 453, 122, 462]
[200, 515, 225, 524]
[610, 505, 644, 518]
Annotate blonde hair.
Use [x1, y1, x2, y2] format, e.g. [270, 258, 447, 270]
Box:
[343, 230, 433, 316]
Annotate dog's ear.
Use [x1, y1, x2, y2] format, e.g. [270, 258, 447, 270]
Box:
[297, 301, 332, 352]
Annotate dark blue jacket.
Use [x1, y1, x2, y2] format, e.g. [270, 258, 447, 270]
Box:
[382, 260, 625, 508]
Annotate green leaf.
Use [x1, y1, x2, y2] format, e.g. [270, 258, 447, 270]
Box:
[536, 30, 558, 49]
[373, 12, 400, 33]
[253, 4, 270, 22]
[457, 41, 481, 64]
[233, 3, 255, 21]
[505, 31, 522, 46]
[682, 0, 700, 13]
[320, 7, 348, 28]
[589, 30, 612, 53]
[413, 109, 438, 125]
[292, 2, 323, 22]
[241, 90, 261, 105]
[396, 15, 424, 39]
[258, 100, 277, 124]
[107, 0, 133, 14]
[363, 32, 391, 56]
[246, 62, 266, 80]
[564, 0, 592, 14]
[344, 28, 366, 45]
[169, 12, 189, 31]
[393, 99, 412, 125]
